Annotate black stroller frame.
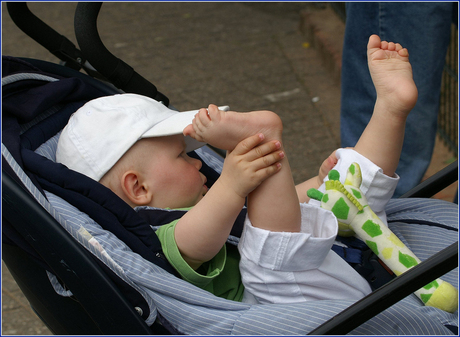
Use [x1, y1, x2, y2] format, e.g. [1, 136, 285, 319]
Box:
[2, 2, 458, 335]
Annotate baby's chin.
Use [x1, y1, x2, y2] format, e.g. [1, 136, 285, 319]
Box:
[188, 189, 207, 207]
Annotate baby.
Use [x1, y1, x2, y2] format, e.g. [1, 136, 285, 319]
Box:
[57, 35, 417, 304]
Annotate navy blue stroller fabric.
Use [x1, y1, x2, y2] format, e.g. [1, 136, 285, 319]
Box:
[2, 57, 95, 192]
[4, 57, 180, 256]
[2, 56, 182, 319]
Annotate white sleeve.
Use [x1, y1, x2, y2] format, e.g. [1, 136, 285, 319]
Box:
[309, 148, 399, 224]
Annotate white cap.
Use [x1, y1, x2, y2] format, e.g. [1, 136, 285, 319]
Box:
[56, 93, 228, 181]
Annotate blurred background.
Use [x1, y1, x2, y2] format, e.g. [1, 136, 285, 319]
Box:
[2, 2, 457, 334]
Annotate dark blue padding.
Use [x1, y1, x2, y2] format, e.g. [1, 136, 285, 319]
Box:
[2, 56, 177, 322]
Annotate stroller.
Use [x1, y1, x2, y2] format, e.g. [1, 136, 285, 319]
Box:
[2, 2, 458, 335]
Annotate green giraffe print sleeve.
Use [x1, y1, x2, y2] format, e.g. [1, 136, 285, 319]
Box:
[308, 162, 458, 313]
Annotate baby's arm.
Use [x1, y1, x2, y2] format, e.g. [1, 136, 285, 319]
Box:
[174, 134, 283, 270]
[296, 150, 338, 203]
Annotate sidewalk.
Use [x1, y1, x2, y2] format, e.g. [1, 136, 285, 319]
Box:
[1, 2, 456, 335]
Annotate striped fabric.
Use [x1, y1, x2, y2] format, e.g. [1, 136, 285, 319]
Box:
[1, 134, 457, 335]
[40, 192, 460, 335]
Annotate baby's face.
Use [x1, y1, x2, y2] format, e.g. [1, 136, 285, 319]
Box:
[140, 135, 208, 209]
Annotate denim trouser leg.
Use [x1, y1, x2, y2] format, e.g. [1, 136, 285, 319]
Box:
[340, 2, 453, 197]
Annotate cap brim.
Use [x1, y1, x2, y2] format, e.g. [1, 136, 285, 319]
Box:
[141, 106, 229, 152]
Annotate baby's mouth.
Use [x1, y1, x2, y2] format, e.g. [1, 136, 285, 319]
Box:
[202, 175, 208, 196]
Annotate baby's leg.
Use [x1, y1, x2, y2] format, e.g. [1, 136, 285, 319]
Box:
[354, 35, 418, 177]
[184, 105, 301, 232]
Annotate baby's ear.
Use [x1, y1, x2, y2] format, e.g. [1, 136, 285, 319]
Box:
[121, 171, 153, 206]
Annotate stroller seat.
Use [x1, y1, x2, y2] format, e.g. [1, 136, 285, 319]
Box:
[2, 56, 458, 335]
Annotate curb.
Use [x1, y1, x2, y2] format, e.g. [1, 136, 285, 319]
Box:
[299, 5, 345, 83]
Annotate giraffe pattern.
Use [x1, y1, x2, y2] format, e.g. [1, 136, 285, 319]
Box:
[307, 163, 458, 313]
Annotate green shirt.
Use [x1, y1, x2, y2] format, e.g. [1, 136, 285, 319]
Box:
[155, 219, 244, 302]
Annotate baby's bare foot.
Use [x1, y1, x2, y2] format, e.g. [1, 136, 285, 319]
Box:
[183, 104, 283, 150]
[367, 34, 418, 118]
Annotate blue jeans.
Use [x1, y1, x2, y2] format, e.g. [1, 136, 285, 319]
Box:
[340, 2, 454, 197]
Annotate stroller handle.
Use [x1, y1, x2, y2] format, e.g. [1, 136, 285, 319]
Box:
[74, 2, 169, 105]
[7, 2, 85, 71]
[309, 241, 458, 335]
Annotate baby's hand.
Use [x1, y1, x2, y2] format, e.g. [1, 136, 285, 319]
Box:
[219, 133, 283, 199]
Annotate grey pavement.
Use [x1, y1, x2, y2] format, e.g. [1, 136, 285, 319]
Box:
[2, 2, 451, 335]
